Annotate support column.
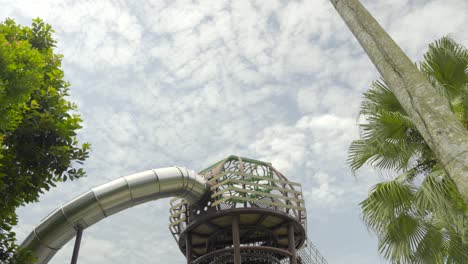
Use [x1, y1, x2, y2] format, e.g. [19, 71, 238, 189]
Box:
[185, 233, 193, 264]
[288, 223, 297, 264]
[232, 215, 241, 264]
[70, 227, 83, 264]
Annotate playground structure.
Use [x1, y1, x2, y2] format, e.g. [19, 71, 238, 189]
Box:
[21, 155, 327, 264]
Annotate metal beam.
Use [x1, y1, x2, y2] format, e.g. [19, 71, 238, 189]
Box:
[288, 223, 297, 264]
[254, 213, 269, 226]
[185, 232, 192, 264]
[70, 227, 83, 264]
[232, 215, 241, 264]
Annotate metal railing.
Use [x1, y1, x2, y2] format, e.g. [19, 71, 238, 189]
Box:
[297, 239, 328, 264]
[169, 156, 307, 242]
[192, 246, 292, 264]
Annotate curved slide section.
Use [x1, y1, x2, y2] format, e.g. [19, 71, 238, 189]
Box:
[20, 167, 208, 264]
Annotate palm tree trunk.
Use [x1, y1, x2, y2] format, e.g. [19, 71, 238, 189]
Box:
[329, 0, 468, 203]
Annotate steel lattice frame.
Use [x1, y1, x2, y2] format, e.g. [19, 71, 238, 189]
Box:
[169, 155, 327, 264]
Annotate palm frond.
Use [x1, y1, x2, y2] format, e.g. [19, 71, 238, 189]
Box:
[362, 171, 467, 264]
[415, 167, 465, 215]
[420, 36, 468, 110]
[362, 110, 416, 140]
[349, 79, 423, 173]
[412, 223, 445, 264]
[378, 213, 426, 263]
[348, 110, 421, 172]
[348, 139, 375, 172]
[443, 225, 468, 263]
[348, 137, 417, 172]
[360, 80, 406, 116]
[421, 36, 468, 88]
[360, 177, 415, 233]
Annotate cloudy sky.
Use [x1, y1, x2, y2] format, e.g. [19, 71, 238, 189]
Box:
[2, 0, 468, 263]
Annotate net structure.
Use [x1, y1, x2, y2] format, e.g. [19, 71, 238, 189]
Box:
[191, 241, 328, 264]
[297, 239, 328, 264]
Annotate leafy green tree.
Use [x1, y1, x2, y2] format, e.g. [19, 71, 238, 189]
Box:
[0, 18, 90, 263]
[348, 37, 467, 263]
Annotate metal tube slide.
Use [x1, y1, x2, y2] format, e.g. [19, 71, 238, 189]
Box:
[20, 167, 208, 264]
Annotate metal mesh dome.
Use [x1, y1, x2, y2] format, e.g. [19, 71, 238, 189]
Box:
[169, 155, 327, 264]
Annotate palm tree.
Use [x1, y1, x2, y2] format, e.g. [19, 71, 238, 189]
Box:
[348, 37, 468, 263]
[330, 0, 468, 205]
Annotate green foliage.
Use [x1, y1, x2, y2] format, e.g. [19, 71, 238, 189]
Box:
[361, 169, 466, 263]
[349, 37, 468, 263]
[0, 20, 44, 131]
[0, 18, 90, 263]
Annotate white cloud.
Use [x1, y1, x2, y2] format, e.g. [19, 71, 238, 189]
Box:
[4, 0, 468, 263]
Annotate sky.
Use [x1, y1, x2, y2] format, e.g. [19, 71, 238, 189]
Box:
[1, 0, 468, 263]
